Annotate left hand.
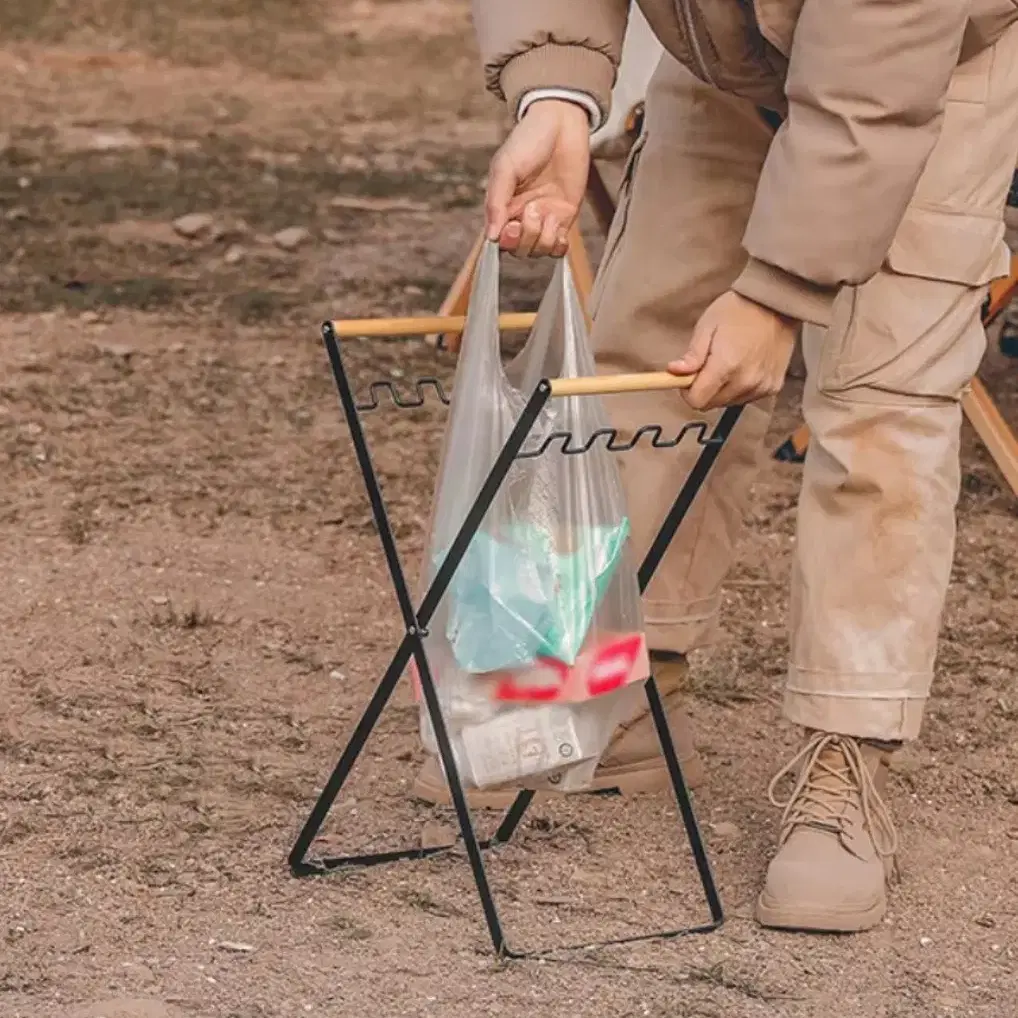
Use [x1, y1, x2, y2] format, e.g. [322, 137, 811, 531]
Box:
[668, 290, 799, 411]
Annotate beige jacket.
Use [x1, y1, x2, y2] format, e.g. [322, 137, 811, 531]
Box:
[473, 0, 1018, 325]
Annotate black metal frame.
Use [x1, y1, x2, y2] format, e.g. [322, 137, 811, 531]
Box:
[288, 321, 743, 958]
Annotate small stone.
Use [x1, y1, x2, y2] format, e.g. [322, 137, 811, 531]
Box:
[420, 821, 456, 850]
[889, 754, 922, 777]
[98, 343, 135, 360]
[329, 195, 427, 213]
[124, 963, 156, 984]
[338, 153, 370, 172]
[273, 226, 312, 251]
[322, 228, 343, 244]
[919, 936, 933, 947]
[216, 940, 255, 954]
[712, 821, 742, 840]
[223, 244, 245, 265]
[87, 129, 143, 152]
[328, 669, 345, 681]
[172, 213, 215, 239]
[151, 596, 169, 606]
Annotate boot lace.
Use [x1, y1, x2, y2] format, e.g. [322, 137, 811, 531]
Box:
[767, 732, 898, 858]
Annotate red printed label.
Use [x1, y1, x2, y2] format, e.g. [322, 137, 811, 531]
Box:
[585, 633, 644, 697]
[409, 633, 649, 705]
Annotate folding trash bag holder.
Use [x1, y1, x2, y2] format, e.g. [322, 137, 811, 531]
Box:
[288, 310, 743, 959]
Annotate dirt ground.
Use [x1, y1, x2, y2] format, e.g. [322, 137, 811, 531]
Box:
[2, 3, 1018, 1017]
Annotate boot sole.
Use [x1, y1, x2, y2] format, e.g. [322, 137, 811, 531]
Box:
[754, 891, 886, 933]
[411, 754, 707, 810]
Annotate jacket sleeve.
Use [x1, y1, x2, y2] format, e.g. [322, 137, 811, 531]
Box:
[732, 0, 971, 326]
[471, 0, 630, 123]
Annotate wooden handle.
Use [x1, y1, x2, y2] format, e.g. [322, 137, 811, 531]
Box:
[548, 371, 693, 397]
[329, 311, 536, 339]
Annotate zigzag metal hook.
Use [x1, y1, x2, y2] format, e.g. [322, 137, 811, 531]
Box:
[354, 377, 451, 412]
[352, 374, 722, 458]
[517, 420, 716, 459]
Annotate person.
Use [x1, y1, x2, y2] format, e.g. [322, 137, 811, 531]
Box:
[413, 0, 1018, 933]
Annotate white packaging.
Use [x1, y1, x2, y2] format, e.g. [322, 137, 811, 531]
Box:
[420, 682, 648, 791]
[458, 705, 597, 787]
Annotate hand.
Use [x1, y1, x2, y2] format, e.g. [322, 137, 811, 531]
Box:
[668, 290, 799, 411]
[485, 99, 591, 258]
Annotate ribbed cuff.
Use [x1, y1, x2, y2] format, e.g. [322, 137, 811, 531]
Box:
[732, 257, 838, 327]
[499, 43, 615, 129]
[518, 88, 603, 132]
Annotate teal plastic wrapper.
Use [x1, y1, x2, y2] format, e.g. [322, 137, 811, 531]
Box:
[439, 518, 631, 673]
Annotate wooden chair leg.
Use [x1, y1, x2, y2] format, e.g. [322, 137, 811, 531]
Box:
[773, 423, 811, 464]
[426, 229, 485, 354]
[586, 160, 618, 237]
[566, 221, 596, 314]
[962, 377, 1018, 498]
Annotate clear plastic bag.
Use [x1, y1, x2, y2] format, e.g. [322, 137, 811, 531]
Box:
[413, 242, 649, 791]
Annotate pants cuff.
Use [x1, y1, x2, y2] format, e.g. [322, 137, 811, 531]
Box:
[643, 594, 721, 656]
[783, 675, 928, 742]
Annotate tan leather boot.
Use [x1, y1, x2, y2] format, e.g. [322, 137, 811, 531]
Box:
[755, 731, 898, 932]
[411, 657, 705, 808]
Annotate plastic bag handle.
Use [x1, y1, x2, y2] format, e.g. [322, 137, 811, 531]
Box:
[548, 371, 693, 396]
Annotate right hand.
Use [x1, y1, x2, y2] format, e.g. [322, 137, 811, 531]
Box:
[485, 99, 591, 258]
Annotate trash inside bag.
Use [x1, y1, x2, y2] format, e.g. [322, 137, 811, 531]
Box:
[437, 518, 630, 672]
[413, 241, 649, 790]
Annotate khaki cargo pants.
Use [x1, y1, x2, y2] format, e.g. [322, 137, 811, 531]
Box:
[590, 27, 1018, 741]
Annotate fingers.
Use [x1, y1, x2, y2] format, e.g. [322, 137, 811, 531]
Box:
[501, 205, 567, 258]
[668, 322, 713, 377]
[485, 152, 516, 241]
[536, 214, 563, 258]
[687, 366, 778, 412]
[514, 204, 543, 257]
[684, 357, 727, 412]
[499, 220, 522, 254]
[708, 376, 754, 410]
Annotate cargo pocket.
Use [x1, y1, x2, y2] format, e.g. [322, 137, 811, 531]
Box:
[589, 129, 648, 317]
[815, 40, 1018, 400]
[815, 217, 1000, 401]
